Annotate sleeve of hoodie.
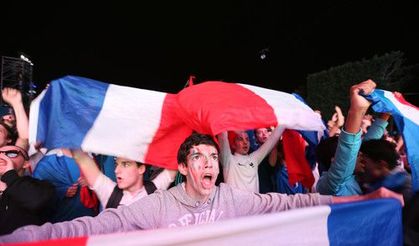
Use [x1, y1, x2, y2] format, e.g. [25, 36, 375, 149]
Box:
[0, 190, 163, 243]
[316, 129, 362, 195]
[1, 170, 54, 211]
[249, 126, 285, 166]
[224, 184, 332, 216]
[363, 118, 388, 141]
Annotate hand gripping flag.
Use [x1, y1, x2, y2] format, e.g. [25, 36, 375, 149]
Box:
[29, 76, 325, 170]
[367, 89, 419, 191]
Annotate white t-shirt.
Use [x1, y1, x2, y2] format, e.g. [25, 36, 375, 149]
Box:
[91, 168, 176, 209]
[218, 126, 284, 192]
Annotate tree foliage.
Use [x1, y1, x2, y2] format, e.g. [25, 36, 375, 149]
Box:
[306, 51, 408, 120]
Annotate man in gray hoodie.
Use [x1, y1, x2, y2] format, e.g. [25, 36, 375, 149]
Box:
[0, 133, 403, 243]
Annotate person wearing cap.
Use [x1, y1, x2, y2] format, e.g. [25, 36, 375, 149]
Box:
[0, 144, 54, 235]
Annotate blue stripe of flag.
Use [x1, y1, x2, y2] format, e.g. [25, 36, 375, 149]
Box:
[367, 90, 419, 192]
[37, 76, 109, 150]
[328, 199, 402, 246]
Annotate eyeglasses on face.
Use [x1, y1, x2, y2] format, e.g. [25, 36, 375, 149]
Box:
[0, 150, 22, 158]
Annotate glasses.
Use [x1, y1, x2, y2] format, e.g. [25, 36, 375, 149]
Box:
[0, 150, 22, 158]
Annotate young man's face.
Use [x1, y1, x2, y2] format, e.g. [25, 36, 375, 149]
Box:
[255, 128, 272, 144]
[179, 144, 219, 201]
[232, 131, 250, 155]
[356, 153, 390, 184]
[114, 157, 145, 193]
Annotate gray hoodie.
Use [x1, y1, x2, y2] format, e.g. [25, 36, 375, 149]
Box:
[0, 183, 332, 243]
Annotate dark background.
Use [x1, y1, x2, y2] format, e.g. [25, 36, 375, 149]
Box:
[1, 1, 418, 94]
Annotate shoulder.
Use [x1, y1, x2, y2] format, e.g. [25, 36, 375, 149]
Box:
[218, 183, 251, 198]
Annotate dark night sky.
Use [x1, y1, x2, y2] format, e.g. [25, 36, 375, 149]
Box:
[1, 1, 419, 94]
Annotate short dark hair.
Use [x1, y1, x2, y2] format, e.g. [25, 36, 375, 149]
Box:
[360, 139, 399, 170]
[315, 136, 339, 170]
[177, 133, 219, 165]
[113, 156, 144, 167]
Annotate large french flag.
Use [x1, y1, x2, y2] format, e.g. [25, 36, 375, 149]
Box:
[9, 199, 401, 246]
[367, 90, 419, 192]
[29, 76, 325, 169]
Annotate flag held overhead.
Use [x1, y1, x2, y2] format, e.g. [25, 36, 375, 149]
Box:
[30, 76, 325, 170]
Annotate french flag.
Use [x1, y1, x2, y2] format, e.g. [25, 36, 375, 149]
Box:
[367, 90, 419, 192]
[8, 199, 402, 246]
[29, 76, 325, 169]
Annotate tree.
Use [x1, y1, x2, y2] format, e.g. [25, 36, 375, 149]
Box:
[306, 51, 409, 120]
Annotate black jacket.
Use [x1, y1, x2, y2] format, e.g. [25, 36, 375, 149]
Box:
[0, 170, 54, 235]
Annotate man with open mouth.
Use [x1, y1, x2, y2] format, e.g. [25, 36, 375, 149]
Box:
[0, 133, 403, 243]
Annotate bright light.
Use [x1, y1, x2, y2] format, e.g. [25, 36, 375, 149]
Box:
[20, 54, 34, 66]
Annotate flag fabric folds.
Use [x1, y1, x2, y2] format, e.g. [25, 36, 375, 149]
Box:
[176, 82, 325, 135]
[282, 130, 315, 189]
[30, 76, 325, 169]
[367, 89, 419, 191]
[20, 199, 402, 246]
[29, 76, 192, 169]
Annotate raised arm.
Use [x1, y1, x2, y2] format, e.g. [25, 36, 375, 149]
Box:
[317, 80, 376, 195]
[344, 80, 375, 134]
[250, 125, 285, 165]
[2, 88, 29, 150]
[217, 131, 232, 168]
[151, 168, 177, 190]
[327, 106, 345, 137]
[363, 113, 390, 141]
[72, 150, 101, 187]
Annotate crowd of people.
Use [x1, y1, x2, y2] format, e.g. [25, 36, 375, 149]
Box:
[0, 80, 417, 244]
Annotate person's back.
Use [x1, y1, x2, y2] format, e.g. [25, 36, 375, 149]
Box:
[32, 149, 98, 222]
